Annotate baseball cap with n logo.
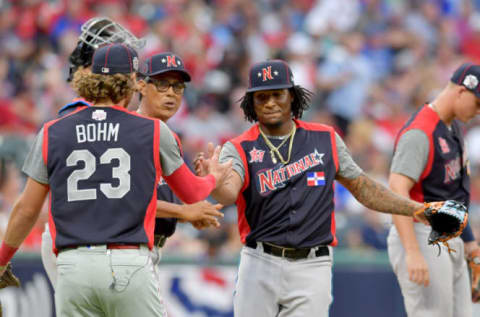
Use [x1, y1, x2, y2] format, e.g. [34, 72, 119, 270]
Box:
[92, 43, 139, 75]
[247, 60, 295, 92]
[139, 52, 191, 82]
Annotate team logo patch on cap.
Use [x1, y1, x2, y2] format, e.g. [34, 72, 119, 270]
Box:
[258, 66, 280, 82]
[162, 55, 181, 68]
[92, 109, 107, 121]
[463, 74, 478, 90]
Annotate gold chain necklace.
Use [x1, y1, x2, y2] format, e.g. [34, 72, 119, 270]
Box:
[259, 122, 296, 164]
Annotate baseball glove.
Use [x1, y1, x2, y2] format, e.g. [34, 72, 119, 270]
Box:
[414, 200, 468, 254]
[468, 248, 480, 302]
[0, 263, 20, 289]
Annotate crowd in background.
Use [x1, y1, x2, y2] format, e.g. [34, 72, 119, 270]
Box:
[2, 0, 480, 262]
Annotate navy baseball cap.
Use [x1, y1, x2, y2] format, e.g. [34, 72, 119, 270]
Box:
[92, 43, 139, 75]
[140, 52, 191, 82]
[451, 62, 480, 98]
[246, 60, 295, 93]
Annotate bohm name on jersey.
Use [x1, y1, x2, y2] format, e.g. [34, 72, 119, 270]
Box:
[75, 123, 120, 143]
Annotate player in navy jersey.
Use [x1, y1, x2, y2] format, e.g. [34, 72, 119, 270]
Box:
[40, 16, 146, 289]
[387, 63, 480, 316]
[195, 59, 437, 317]
[0, 43, 231, 317]
[40, 18, 224, 291]
[136, 52, 223, 264]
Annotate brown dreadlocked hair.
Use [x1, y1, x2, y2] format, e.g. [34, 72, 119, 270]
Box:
[239, 85, 314, 122]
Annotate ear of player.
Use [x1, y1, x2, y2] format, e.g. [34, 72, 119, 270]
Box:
[0, 262, 21, 289]
[414, 200, 468, 253]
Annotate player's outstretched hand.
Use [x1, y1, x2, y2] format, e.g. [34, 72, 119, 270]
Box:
[190, 219, 219, 230]
[194, 152, 207, 176]
[181, 201, 223, 228]
[194, 142, 217, 177]
[205, 143, 232, 188]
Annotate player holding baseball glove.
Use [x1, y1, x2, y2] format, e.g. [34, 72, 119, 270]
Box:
[387, 63, 480, 317]
[193, 59, 467, 317]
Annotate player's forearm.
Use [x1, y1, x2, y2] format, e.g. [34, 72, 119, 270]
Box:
[388, 172, 423, 252]
[210, 171, 242, 206]
[156, 200, 184, 219]
[210, 186, 238, 206]
[338, 173, 423, 216]
[3, 197, 42, 248]
[392, 215, 422, 252]
[1, 178, 48, 263]
[164, 164, 216, 204]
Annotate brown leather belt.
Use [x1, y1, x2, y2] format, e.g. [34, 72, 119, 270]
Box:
[246, 241, 329, 260]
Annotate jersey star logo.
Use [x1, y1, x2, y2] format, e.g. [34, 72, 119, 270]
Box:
[313, 149, 325, 164]
[249, 147, 265, 163]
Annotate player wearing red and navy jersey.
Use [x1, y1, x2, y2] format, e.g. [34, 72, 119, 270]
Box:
[137, 52, 223, 263]
[195, 60, 429, 317]
[388, 63, 480, 317]
[0, 44, 231, 317]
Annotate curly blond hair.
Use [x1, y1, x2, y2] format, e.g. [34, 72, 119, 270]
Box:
[72, 71, 135, 105]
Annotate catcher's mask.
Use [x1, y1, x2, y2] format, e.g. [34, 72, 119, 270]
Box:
[67, 17, 145, 82]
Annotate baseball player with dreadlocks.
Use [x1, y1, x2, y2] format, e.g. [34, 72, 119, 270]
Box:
[41, 17, 223, 290]
[194, 59, 459, 317]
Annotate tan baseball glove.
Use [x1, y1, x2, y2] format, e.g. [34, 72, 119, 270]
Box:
[414, 200, 468, 253]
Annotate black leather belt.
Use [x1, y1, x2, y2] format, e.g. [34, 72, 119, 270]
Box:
[246, 241, 329, 260]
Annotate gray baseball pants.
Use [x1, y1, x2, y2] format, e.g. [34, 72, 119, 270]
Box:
[55, 245, 167, 317]
[233, 243, 333, 317]
[388, 223, 472, 317]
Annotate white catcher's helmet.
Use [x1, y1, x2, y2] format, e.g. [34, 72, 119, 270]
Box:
[78, 17, 145, 50]
[67, 17, 145, 81]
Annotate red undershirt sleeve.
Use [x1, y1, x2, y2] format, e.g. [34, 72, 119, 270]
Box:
[163, 163, 216, 204]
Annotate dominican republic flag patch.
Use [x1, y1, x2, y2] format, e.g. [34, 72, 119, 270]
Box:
[307, 172, 325, 186]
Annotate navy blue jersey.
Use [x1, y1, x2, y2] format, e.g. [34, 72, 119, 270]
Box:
[59, 102, 180, 239]
[230, 120, 339, 248]
[44, 106, 161, 252]
[394, 105, 470, 206]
